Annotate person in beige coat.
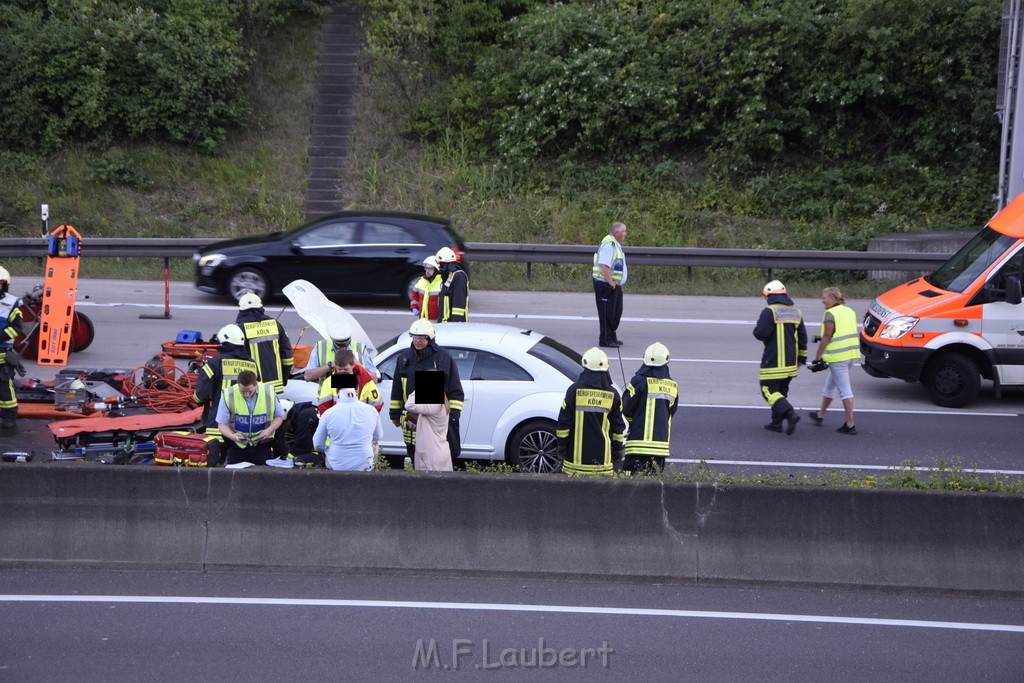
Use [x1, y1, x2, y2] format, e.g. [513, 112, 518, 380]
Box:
[404, 391, 452, 471]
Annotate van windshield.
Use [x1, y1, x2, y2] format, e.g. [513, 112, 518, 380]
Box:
[925, 228, 1019, 293]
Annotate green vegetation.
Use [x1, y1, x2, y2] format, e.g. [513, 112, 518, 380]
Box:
[461, 458, 1024, 493]
[0, 0, 1007, 298]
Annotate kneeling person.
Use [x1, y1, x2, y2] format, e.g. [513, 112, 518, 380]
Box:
[216, 370, 286, 465]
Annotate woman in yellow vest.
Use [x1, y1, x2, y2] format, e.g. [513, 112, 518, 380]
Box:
[807, 287, 860, 434]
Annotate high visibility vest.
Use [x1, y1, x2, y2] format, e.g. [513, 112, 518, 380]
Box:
[822, 304, 860, 363]
[412, 276, 442, 319]
[0, 292, 20, 349]
[226, 383, 275, 446]
[592, 235, 624, 283]
[313, 338, 372, 387]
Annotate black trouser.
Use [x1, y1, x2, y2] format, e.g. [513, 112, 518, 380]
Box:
[760, 377, 794, 424]
[224, 441, 273, 465]
[593, 280, 623, 344]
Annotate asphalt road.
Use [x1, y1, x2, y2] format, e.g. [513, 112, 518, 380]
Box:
[3, 280, 1022, 473]
[2, 570, 1022, 681]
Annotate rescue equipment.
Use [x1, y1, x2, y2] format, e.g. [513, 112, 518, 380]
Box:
[37, 225, 83, 366]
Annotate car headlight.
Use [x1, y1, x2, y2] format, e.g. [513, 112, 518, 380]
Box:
[878, 315, 919, 340]
[197, 253, 227, 268]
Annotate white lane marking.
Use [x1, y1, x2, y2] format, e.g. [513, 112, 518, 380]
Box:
[679, 403, 1015, 419]
[666, 458, 1024, 477]
[2, 595, 1021, 633]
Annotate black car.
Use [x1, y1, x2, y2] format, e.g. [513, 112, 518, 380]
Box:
[193, 212, 467, 301]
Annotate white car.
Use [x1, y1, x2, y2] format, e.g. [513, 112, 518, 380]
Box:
[373, 322, 584, 472]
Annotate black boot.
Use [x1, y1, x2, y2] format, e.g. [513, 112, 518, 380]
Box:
[0, 407, 16, 431]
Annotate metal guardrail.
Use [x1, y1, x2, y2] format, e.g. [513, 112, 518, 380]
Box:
[0, 237, 952, 272]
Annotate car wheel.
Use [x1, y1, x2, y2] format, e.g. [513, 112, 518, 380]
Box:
[505, 419, 562, 473]
[922, 351, 980, 408]
[228, 268, 269, 301]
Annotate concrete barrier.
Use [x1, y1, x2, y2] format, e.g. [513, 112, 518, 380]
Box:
[1, 465, 1021, 593]
[867, 231, 973, 281]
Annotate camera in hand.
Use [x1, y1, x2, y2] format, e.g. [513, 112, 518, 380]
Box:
[809, 360, 829, 372]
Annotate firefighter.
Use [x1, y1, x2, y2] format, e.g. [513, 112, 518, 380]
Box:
[303, 319, 379, 383]
[753, 280, 807, 434]
[388, 319, 465, 469]
[192, 324, 257, 432]
[0, 266, 25, 431]
[235, 292, 294, 394]
[555, 347, 626, 475]
[410, 256, 442, 321]
[216, 369, 286, 466]
[435, 247, 469, 323]
[622, 342, 678, 474]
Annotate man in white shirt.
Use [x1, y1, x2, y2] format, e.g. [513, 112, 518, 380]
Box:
[313, 382, 383, 471]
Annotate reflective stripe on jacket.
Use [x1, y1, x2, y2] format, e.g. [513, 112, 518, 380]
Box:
[556, 384, 625, 475]
[622, 375, 678, 458]
[755, 303, 807, 380]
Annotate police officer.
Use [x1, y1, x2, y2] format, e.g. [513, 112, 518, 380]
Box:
[192, 324, 257, 431]
[303, 319, 379, 384]
[592, 221, 627, 348]
[235, 292, 294, 394]
[0, 266, 24, 431]
[216, 369, 286, 466]
[388, 319, 465, 469]
[556, 347, 626, 475]
[753, 280, 807, 434]
[622, 342, 678, 474]
[435, 247, 469, 323]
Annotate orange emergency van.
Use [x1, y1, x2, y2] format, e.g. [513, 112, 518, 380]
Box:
[860, 193, 1024, 407]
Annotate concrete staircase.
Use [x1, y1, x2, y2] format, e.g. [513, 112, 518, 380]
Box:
[303, 1, 361, 220]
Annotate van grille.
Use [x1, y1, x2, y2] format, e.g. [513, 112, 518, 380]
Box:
[863, 312, 881, 337]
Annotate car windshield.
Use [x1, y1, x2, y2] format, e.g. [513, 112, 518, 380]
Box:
[528, 335, 583, 381]
[926, 227, 1019, 293]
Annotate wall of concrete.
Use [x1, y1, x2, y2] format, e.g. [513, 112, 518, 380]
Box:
[1, 465, 1021, 593]
[867, 231, 974, 281]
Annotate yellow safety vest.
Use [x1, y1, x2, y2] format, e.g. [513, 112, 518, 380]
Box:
[822, 304, 860, 363]
[592, 235, 624, 283]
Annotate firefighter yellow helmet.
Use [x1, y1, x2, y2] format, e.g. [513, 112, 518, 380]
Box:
[762, 280, 787, 296]
[238, 292, 263, 310]
[643, 342, 670, 367]
[435, 247, 458, 263]
[216, 324, 245, 346]
[0, 266, 9, 283]
[581, 347, 609, 371]
[409, 319, 435, 339]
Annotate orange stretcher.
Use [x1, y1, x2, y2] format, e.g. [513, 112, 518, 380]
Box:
[17, 403, 105, 420]
[48, 406, 203, 440]
[160, 340, 220, 360]
[37, 225, 83, 366]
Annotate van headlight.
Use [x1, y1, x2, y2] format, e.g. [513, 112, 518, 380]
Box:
[879, 316, 918, 340]
[197, 253, 227, 268]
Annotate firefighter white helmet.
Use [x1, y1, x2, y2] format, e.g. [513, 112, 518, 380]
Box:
[762, 280, 787, 296]
[216, 324, 245, 346]
[327, 320, 352, 343]
[581, 347, 609, 371]
[0, 266, 9, 283]
[409, 319, 435, 339]
[643, 342, 670, 367]
[422, 256, 439, 270]
[435, 247, 458, 263]
[238, 292, 263, 310]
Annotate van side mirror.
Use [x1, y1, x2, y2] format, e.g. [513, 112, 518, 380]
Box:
[1005, 275, 1022, 305]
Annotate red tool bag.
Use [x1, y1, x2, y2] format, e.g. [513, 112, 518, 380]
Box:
[153, 431, 222, 467]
